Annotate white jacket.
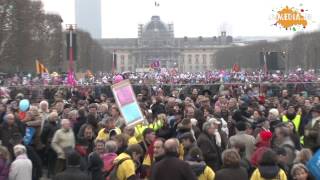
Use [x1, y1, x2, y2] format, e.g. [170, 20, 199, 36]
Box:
[9, 154, 32, 180]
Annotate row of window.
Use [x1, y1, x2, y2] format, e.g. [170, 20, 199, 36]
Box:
[119, 54, 215, 65]
[180, 64, 214, 70]
[181, 54, 214, 64]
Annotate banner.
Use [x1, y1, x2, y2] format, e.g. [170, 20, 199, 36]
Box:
[111, 80, 144, 126]
[307, 149, 320, 179]
[23, 127, 36, 145]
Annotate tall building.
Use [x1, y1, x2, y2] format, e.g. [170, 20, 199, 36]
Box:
[75, 0, 102, 39]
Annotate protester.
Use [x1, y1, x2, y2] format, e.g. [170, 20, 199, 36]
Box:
[0, 71, 319, 180]
[290, 163, 315, 180]
[304, 104, 320, 152]
[215, 149, 248, 180]
[53, 151, 91, 180]
[0, 145, 10, 180]
[9, 144, 32, 180]
[151, 138, 197, 180]
[185, 147, 215, 180]
[197, 121, 222, 171]
[229, 121, 256, 160]
[114, 144, 143, 180]
[250, 149, 287, 180]
[51, 119, 75, 173]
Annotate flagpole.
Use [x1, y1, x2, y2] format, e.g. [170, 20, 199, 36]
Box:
[112, 50, 115, 74]
[66, 24, 76, 86]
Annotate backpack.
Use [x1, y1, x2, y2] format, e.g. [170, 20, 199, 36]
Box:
[104, 157, 131, 180]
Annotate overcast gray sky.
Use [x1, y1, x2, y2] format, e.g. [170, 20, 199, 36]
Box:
[42, 0, 320, 38]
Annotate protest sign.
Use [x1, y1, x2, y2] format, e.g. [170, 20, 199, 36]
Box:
[112, 79, 144, 126]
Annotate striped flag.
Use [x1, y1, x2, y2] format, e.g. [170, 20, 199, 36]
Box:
[35, 60, 48, 74]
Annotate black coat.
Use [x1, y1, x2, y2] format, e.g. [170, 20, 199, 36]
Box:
[151, 155, 197, 180]
[53, 167, 91, 180]
[197, 132, 222, 171]
[87, 152, 104, 180]
[41, 121, 59, 146]
[26, 145, 43, 180]
[215, 167, 248, 180]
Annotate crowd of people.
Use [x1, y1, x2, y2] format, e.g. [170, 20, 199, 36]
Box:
[0, 77, 320, 180]
[1, 69, 319, 86]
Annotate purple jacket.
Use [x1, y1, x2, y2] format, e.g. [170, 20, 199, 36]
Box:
[0, 158, 9, 180]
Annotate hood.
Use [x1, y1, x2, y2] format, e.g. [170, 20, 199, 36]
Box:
[186, 161, 206, 176]
[258, 165, 280, 179]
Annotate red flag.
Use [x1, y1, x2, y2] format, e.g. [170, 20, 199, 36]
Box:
[232, 64, 240, 72]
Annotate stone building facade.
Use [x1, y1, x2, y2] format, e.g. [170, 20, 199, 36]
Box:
[99, 16, 234, 73]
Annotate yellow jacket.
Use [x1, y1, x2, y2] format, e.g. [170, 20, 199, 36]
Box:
[250, 168, 287, 180]
[198, 166, 215, 180]
[282, 114, 301, 133]
[115, 153, 136, 180]
[96, 128, 121, 141]
[128, 136, 138, 145]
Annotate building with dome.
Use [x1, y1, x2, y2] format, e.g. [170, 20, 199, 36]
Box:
[99, 16, 234, 73]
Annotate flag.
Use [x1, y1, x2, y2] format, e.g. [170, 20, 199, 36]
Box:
[150, 60, 160, 69]
[67, 71, 76, 86]
[232, 64, 240, 72]
[35, 60, 48, 74]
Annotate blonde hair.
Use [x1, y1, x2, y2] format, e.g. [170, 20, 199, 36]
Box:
[0, 145, 10, 161]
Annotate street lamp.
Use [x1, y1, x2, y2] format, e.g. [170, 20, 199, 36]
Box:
[66, 24, 77, 85]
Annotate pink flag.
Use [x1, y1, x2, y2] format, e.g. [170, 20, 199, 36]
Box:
[150, 60, 160, 69]
[67, 71, 76, 86]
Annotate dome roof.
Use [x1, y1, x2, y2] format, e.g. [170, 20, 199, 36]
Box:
[143, 16, 168, 33]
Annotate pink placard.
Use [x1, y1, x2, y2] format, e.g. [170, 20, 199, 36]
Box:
[115, 85, 135, 106]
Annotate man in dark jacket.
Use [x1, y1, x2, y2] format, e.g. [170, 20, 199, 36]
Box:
[151, 138, 197, 180]
[40, 112, 59, 177]
[53, 151, 91, 180]
[179, 132, 197, 160]
[304, 104, 320, 152]
[197, 121, 222, 171]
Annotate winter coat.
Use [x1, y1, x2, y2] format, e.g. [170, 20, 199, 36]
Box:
[186, 161, 215, 180]
[197, 132, 222, 171]
[215, 167, 248, 180]
[25, 145, 42, 180]
[250, 165, 287, 180]
[0, 158, 9, 180]
[304, 116, 320, 152]
[228, 131, 256, 160]
[40, 121, 59, 147]
[51, 128, 75, 159]
[8, 154, 32, 180]
[100, 153, 117, 173]
[0, 123, 23, 155]
[151, 155, 198, 180]
[53, 167, 91, 180]
[87, 152, 104, 180]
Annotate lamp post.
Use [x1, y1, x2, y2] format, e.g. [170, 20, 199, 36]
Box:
[66, 24, 77, 86]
